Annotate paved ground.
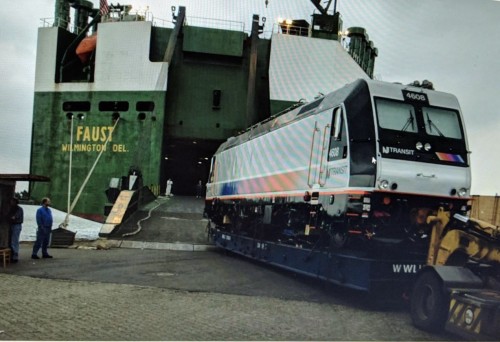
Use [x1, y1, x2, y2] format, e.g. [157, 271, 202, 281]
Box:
[0, 246, 461, 341]
[0, 196, 462, 341]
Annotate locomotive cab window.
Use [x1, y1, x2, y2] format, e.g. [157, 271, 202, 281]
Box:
[423, 107, 462, 139]
[328, 107, 347, 161]
[375, 96, 468, 166]
[208, 156, 217, 182]
[376, 99, 417, 133]
[332, 107, 343, 141]
[375, 98, 463, 139]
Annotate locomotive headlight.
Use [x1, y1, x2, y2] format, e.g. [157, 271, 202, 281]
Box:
[458, 188, 468, 197]
[424, 143, 432, 151]
[465, 308, 474, 325]
[416, 142, 423, 150]
[379, 180, 389, 189]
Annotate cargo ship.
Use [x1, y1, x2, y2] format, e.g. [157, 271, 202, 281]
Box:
[30, 0, 377, 221]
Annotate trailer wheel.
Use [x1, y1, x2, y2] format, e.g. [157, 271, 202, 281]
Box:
[410, 271, 449, 332]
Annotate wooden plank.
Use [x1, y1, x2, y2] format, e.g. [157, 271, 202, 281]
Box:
[106, 190, 134, 224]
[470, 195, 500, 226]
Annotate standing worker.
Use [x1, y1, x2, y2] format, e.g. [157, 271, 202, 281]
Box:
[196, 180, 203, 198]
[166, 178, 173, 197]
[9, 198, 23, 263]
[32, 197, 53, 259]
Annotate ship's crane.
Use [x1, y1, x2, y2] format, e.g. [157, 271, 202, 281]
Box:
[310, 0, 336, 14]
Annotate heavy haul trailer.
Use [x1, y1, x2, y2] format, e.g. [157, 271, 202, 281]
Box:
[410, 208, 500, 340]
[204, 78, 499, 339]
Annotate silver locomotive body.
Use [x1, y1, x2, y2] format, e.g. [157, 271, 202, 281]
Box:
[205, 79, 471, 249]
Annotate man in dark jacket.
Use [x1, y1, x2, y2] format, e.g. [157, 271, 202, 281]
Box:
[32, 197, 53, 259]
[9, 198, 23, 262]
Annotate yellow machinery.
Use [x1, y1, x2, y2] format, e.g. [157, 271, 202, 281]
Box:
[427, 208, 500, 266]
[410, 208, 500, 340]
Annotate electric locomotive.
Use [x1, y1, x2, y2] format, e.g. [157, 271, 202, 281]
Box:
[204, 79, 471, 289]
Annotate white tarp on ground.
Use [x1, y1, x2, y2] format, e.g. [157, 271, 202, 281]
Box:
[19, 205, 101, 242]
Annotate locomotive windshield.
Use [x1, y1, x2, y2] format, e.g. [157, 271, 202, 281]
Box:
[375, 98, 468, 166]
[377, 101, 418, 133]
[422, 107, 462, 139]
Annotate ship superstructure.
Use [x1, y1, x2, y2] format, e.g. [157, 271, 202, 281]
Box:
[30, 0, 377, 221]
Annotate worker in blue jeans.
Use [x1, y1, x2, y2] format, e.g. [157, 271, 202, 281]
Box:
[32, 197, 54, 259]
[9, 198, 24, 263]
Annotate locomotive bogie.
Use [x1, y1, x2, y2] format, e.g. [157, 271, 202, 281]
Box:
[206, 188, 469, 251]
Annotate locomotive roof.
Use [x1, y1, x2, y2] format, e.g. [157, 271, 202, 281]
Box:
[217, 79, 365, 153]
[215, 78, 461, 154]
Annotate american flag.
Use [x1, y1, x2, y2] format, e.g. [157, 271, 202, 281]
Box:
[100, 0, 110, 15]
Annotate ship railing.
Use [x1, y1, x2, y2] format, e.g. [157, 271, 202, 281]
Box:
[151, 16, 175, 28]
[39, 18, 88, 35]
[41, 11, 175, 32]
[101, 9, 158, 24]
[40, 17, 70, 30]
[39, 17, 53, 28]
[271, 22, 311, 37]
[41, 13, 244, 33]
[185, 16, 245, 32]
[40, 17, 89, 35]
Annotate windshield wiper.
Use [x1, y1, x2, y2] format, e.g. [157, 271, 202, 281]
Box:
[401, 110, 415, 132]
[426, 113, 445, 137]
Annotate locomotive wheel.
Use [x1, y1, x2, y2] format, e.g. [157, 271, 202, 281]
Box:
[410, 271, 449, 332]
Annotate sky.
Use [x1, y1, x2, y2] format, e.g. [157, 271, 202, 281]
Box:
[1, 0, 499, 195]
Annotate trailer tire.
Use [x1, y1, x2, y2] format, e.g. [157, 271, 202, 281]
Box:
[410, 270, 449, 332]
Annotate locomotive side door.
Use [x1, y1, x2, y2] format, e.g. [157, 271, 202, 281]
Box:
[307, 121, 321, 187]
[324, 107, 349, 187]
[307, 113, 332, 188]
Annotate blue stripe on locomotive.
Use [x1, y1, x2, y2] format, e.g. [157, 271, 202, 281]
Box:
[221, 181, 238, 196]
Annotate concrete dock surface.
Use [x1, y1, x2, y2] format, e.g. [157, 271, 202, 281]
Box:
[0, 196, 459, 341]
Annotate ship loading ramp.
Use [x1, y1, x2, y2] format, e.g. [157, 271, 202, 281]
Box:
[100, 194, 212, 251]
